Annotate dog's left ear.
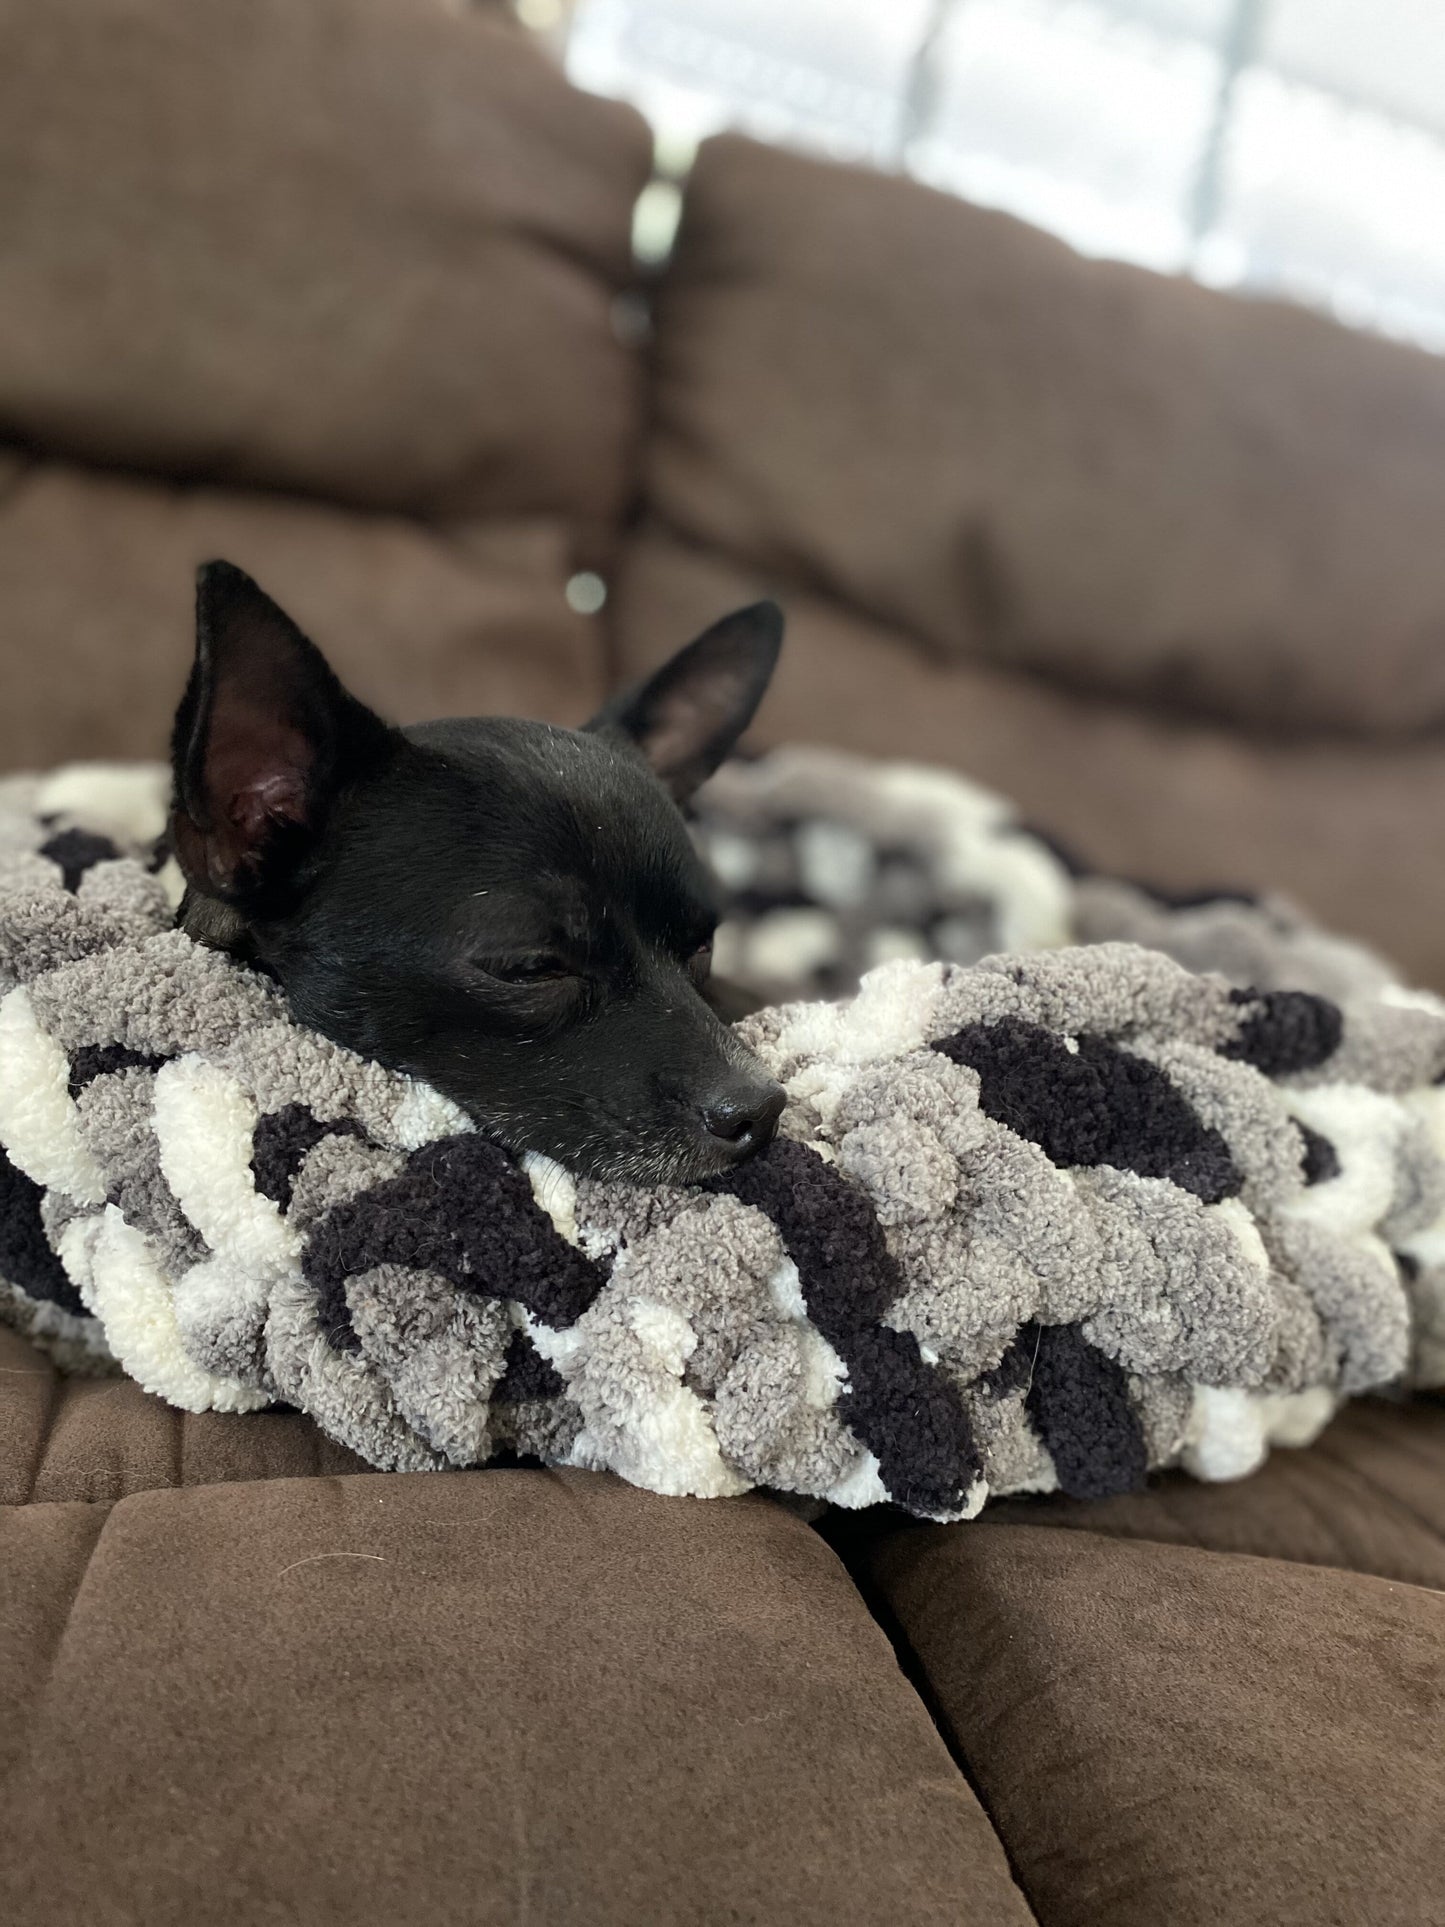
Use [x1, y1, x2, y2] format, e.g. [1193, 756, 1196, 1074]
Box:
[586, 601, 783, 801]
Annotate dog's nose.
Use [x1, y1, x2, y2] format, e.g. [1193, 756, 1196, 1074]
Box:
[699, 1082, 786, 1161]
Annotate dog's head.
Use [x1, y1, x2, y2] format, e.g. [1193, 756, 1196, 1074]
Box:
[169, 561, 786, 1183]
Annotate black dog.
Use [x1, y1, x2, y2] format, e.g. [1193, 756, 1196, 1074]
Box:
[169, 561, 786, 1184]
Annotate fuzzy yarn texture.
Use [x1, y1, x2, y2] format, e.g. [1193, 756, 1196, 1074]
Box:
[2, 751, 1443, 1522]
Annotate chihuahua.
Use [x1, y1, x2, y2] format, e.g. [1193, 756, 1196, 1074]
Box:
[169, 561, 787, 1184]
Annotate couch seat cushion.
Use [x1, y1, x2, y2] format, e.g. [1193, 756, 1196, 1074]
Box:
[0, 1465, 1036, 1927]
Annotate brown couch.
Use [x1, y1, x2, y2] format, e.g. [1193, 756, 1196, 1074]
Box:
[2, 5, 1443, 1923]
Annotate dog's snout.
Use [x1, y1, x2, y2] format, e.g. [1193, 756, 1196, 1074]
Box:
[698, 1081, 786, 1161]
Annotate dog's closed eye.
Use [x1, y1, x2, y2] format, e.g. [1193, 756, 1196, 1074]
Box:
[474, 953, 576, 986]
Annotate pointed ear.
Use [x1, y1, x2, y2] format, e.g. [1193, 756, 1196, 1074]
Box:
[170, 561, 391, 909]
[586, 601, 783, 801]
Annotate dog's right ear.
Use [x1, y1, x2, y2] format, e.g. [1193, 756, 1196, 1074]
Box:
[170, 561, 392, 914]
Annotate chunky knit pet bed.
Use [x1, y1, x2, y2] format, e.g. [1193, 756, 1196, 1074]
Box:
[3, 753, 1443, 1521]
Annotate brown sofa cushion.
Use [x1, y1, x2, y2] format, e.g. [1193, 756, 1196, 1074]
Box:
[612, 526, 1445, 988]
[6, 1347, 1443, 1927]
[0, 1327, 367, 1506]
[644, 134, 1445, 738]
[0, 1467, 1036, 1927]
[985, 1396, 1445, 1592]
[0, 460, 607, 771]
[0, 0, 650, 543]
[852, 1519, 1445, 1927]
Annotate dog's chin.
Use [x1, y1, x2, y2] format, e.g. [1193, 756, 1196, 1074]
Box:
[572, 1137, 759, 1188]
[490, 1124, 760, 1189]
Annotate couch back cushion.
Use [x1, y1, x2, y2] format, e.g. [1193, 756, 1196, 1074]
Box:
[0, 0, 650, 548]
[0, 459, 608, 771]
[643, 134, 1445, 738]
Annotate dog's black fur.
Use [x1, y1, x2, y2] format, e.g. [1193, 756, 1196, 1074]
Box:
[169, 561, 786, 1183]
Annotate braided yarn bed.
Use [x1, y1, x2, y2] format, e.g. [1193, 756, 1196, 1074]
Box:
[3, 752, 1441, 1520]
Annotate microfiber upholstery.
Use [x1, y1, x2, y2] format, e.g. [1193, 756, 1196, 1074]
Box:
[0, 461, 610, 769]
[616, 133, 1445, 989]
[6, 1319, 1443, 1927]
[0, 0, 651, 534]
[844, 1523, 1445, 1927]
[984, 1392, 1445, 1591]
[640, 133, 1445, 739]
[0, 0, 647, 774]
[0, 1472, 1037, 1927]
[0, 1324, 366, 1507]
